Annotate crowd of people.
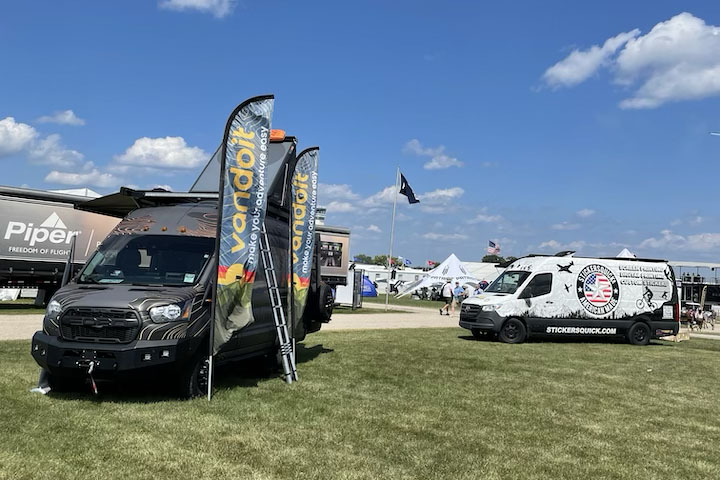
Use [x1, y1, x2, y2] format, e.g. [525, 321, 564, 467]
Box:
[438, 279, 489, 316]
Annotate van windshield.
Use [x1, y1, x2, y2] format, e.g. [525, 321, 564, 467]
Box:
[78, 234, 214, 286]
[485, 271, 531, 294]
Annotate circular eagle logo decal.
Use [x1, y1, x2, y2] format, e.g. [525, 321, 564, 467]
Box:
[576, 264, 620, 315]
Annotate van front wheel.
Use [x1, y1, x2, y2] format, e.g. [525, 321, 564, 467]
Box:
[628, 322, 651, 346]
[176, 353, 210, 399]
[499, 318, 526, 344]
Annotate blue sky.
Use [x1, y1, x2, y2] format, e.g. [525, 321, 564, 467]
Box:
[1, 1, 720, 263]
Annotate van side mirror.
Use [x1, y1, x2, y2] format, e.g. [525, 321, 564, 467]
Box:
[518, 287, 532, 299]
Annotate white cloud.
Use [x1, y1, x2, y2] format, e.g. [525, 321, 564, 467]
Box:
[542, 13, 720, 109]
[151, 184, 173, 191]
[318, 183, 360, 202]
[158, 0, 235, 18]
[467, 207, 502, 224]
[115, 137, 207, 170]
[45, 169, 121, 188]
[361, 185, 397, 208]
[27, 134, 84, 168]
[542, 30, 639, 87]
[639, 229, 720, 252]
[423, 232, 469, 241]
[576, 208, 595, 218]
[36, 110, 85, 126]
[536, 239, 588, 251]
[551, 221, 580, 231]
[325, 201, 355, 213]
[403, 139, 463, 170]
[418, 187, 465, 213]
[367, 224, 382, 233]
[419, 187, 464, 204]
[0, 117, 37, 156]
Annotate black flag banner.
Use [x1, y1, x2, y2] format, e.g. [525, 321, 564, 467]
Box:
[211, 95, 274, 354]
[399, 173, 420, 204]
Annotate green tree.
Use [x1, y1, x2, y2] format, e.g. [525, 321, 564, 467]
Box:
[482, 254, 505, 263]
[353, 254, 373, 264]
[370, 255, 400, 267]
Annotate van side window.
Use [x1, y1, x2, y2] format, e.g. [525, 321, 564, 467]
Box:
[520, 273, 553, 298]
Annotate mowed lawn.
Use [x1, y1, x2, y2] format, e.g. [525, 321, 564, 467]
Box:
[1, 330, 720, 480]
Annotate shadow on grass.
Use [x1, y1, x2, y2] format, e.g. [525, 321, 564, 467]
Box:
[457, 333, 676, 346]
[44, 342, 334, 403]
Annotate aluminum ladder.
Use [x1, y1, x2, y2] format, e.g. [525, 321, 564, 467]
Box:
[260, 224, 298, 384]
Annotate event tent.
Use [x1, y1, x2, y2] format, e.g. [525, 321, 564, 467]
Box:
[616, 248, 637, 258]
[397, 253, 479, 297]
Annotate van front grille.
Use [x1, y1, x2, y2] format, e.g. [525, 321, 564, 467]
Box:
[59, 308, 140, 344]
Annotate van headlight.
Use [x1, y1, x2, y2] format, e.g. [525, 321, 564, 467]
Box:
[149, 304, 184, 323]
[46, 300, 62, 320]
[482, 305, 500, 311]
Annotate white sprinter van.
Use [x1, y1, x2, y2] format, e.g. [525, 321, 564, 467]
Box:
[459, 252, 679, 345]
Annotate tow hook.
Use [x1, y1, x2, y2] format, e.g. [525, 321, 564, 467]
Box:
[87, 361, 98, 395]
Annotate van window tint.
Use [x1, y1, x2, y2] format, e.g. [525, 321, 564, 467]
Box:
[484, 271, 530, 294]
[78, 234, 214, 286]
[520, 273, 553, 298]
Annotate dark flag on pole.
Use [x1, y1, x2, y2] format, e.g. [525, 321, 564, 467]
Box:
[399, 173, 420, 204]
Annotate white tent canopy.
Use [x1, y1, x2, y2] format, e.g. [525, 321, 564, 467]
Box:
[397, 253, 479, 297]
[616, 248, 637, 258]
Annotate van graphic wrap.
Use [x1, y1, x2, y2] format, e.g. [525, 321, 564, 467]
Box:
[291, 148, 319, 323]
[213, 96, 274, 354]
[461, 255, 679, 343]
[576, 264, 620, 315]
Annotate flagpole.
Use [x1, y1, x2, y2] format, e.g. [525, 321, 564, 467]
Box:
[386, 167, 400, 312]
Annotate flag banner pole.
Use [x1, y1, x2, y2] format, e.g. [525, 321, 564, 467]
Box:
[291, 147, 320, 331]
[385, 167, 400, 311]
[61, 234, 77, 287]
[208, 94, 275, 400]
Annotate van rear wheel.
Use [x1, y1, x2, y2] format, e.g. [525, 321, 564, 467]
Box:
[628, 322, 651, 346]
[499, 318, 526, 344]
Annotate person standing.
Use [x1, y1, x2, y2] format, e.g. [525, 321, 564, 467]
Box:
[452, 281, 465, 315]
[439, 280, 453, 315]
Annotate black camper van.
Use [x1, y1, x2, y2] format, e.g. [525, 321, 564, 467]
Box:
[30, 133, 334, 397]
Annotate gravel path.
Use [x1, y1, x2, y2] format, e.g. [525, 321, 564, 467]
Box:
[1, 310, 718, 341]
[0, 314, 43, 341]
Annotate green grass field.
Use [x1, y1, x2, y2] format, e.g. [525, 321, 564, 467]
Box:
[0, 298, 45, 315]
[1, 330, 719, 479]
[333, 306, 408, 315]
[362, 295, 441, 309]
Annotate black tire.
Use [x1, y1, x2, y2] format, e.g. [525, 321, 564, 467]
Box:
[627, 322, 651, 346]
[316, 283, 334, 322]
[176, 353, 210, 399]
[498, 318, 527, 344]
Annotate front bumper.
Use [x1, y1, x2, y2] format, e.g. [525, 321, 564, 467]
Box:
[459, 306, 503, 332]
[31, 331, 196, 377]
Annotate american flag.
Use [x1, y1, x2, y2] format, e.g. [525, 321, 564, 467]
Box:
[584, 273, 612, 304]
[487, 240, 500, 254]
